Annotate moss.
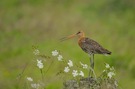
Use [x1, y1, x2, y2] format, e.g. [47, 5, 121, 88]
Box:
[63, 77, 118, 89]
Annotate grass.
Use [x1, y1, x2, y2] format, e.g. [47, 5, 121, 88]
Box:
[0, 0, 135, 89]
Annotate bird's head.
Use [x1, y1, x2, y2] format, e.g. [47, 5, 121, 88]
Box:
[76, 30, 85, 38]
[60, 30, 85, 41]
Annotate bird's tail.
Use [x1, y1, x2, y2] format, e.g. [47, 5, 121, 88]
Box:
[103, 50, 111, 56]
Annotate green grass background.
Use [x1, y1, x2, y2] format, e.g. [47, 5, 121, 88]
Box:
[0, 0, 135, 89]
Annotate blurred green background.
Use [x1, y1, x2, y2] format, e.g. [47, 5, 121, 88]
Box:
[0, 0, 135, 89]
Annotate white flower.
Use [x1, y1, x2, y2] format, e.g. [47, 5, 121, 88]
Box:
[114, 81, 118, 87]
[105, 63, 110, 68]
[33, 49, 40, 55]
[68, 60, 73, 67]
[37, 59, 44, 69]
[27, 77, 33, 81]
[79, 71, 84, 77]
[52, 50, 59, 56]
[31, 83, 40, 89]
[72, 70, 78, 77]
[103, 70, 106, 72]
[110, 67, 115, 71]
[64, 66, 70, 73]
[107, 72, 115, 79]
[57, 55, 63, 61]
[80, 62, 88, 69]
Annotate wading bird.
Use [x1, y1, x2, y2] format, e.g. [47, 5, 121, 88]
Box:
[61, 31, 111, 76]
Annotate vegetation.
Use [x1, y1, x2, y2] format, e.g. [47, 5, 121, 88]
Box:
[0, 0, 135, 89]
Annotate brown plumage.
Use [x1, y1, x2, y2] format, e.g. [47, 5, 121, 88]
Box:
[78, 37, 111, 55]
[76, 31, 111, 56]
[61, 31, 111, 72]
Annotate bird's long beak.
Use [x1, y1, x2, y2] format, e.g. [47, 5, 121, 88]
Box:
[60, 33, 76, 42]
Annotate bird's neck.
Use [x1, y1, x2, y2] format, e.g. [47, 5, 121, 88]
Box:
[78, 36, 85, 41]
[78, 36, 85, 47]
[78, 34, 85, 39]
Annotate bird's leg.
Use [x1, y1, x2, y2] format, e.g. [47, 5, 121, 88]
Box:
[89, 54, 96, 79]
[91, 54, 94, 69]
[88, 54, 92, 77]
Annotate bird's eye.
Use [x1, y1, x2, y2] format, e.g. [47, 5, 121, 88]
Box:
[77, 31, 81, 34]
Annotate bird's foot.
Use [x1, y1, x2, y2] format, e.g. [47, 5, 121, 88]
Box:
[88, 67, 97, 80]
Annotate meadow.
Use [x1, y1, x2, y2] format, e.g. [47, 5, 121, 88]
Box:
[0, 0, 135, 89]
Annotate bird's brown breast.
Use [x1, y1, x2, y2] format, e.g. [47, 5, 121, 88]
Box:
[78, 37, 86, 47]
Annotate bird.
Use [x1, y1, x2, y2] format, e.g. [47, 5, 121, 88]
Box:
[61, 31, 111, 76]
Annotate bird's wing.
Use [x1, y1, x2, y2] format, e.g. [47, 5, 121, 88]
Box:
[81, 38, 108, 54]
[83, 38, 111, 54]
[79, 38, 94, 54]
[86, 38, 103, 48]
[85, 38, 102, 53]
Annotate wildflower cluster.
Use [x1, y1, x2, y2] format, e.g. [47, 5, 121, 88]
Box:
[37, 59, 44, 69]
[23, 47, 118, 89]
[64, 60, 73, 73]
[52, 50, 63, 61]
[25, 48, 46, 89]
[26, 77, 40, 89]
[102, 63, 115, 79]
[80, 62, 88, 69]
[33, 49, 40, 55]
[33, 48, 44, 69]
[52, 50, 88, 78]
